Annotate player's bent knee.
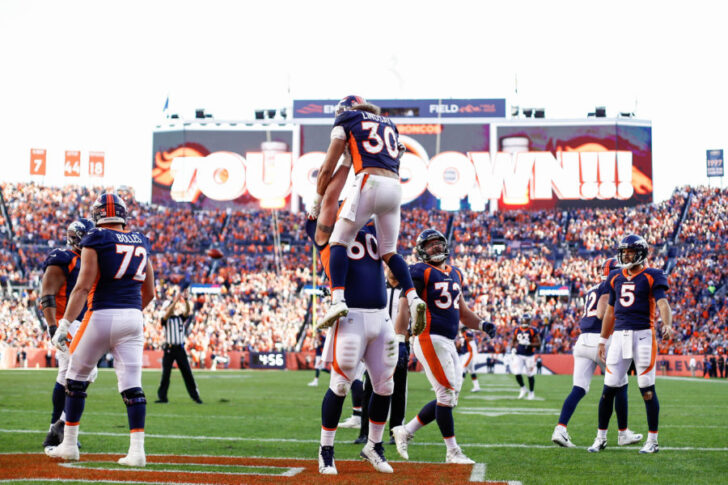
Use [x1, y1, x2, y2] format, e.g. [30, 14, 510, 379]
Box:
[66, 379, 90, 399]
[640, 385, 655, 401]
[329, 374, 351, 397]
[372, 377, 394, 396]
[436, 388, 458, 407]
[121, 387, 146, 406]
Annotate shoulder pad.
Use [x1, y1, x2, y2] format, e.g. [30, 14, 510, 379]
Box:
[334, 110, 360, 126]
[43, 248, 72, 268]
[80, 227, 110, 248]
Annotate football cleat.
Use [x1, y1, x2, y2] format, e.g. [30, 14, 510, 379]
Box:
[353, 435, 368, 445]
[410, 297, 427, 336]
[527, 391, 535, 400]
[45, 442, 80, 461]
[517, 388, 527, 399]
[391, 425, 413, 460]
[307, 379, 318, 387]
[587, 436, 607, 453]
[338, 415, 361, 429]
[618, 429, 643, 446]
[470, 386, 481, 393]
[118, 452, 146, 467]
[639, 441, 659, 454]
[360, 441, 393, 473]
[318, 445, 337, 475]
[552, 426, 576, 448]
[317, 302, 348, 331]
[445, 446, 475, 464]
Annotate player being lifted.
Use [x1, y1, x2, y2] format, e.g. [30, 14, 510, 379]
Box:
[308, 95, 426, 334]
[39, 218, 98, 449]
[307, 166, 398, 475]
[46, 193, 155, 467]
[588, 235, 673, 454]
[551, 258, 642, 448]
[391, 229, 496, 465]
[511, 314, 540, 400]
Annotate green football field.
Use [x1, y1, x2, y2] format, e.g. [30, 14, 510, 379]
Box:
[0, 368, 726, 484]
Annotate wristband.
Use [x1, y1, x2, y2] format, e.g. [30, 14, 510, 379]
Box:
[599, 337, 608, 345]
[396, 334, 406, 343]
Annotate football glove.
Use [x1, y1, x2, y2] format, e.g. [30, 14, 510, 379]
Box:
[51, 318, 70, 352]
[396, 142, 406, 161]
[480, 320, 496, 339]
[307, 193, 322, 219]
[397, 342, 410, 370]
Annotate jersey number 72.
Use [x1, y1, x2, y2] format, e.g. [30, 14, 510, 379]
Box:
[114, 244, 148, 281]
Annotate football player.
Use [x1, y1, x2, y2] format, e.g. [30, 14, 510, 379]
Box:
[39, 218, 98, 449]
[391, 229, 496, 465]
[589, 235, 674, 454]
[307, 176, 397, 475]
[552, 258, 642, 448]
[46, 193, 155, 467]
[308, 95, 426, 335]
[308, 330, 329, 387]
[458, 327, 481, 392]
[511, 314, 541, 400]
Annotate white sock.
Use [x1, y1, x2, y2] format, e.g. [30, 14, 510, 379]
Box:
[59, 411, 66, 422]
[597, 429, 607, 439]
[64, 424, 79, 446]
[405, 416, 424, 436]
[320, 427, 336, 447]
[405, 289, 418, 306]
[557, 424, 567, 431]
[129, 431, 145, 454]
[368, 420, 386, 444]
[332, 289, 345, 305]
[647, 431, 658, 442]
[444, 436, 459, 451]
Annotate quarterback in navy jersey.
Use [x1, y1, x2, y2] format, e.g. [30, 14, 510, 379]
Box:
[306, 200, 397, 474]
[308, 95, 426, 346]
[46, 193, 155, 467]
[552, 258, 641, 448]
[589, 235, 674, 454]
[391, 229, 496, 465]
[39, 218, 97, 450]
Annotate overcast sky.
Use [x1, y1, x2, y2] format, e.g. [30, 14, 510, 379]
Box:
[1, 0, 726, 203]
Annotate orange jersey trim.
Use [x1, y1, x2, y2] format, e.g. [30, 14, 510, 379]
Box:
[331, 321, 349, 380]
[69, 310, 92, 355]
[418, 332, 453, 390]
[348, 135, 363, 173]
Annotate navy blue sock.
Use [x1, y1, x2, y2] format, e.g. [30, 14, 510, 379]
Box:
[321, 389, 346, 429]
[598, 385, 618, 430]
[351, 379, 363, 409]
[386, 254, 415, 293]
[368, 392, 391, 424]
[435, 405, 455, 438]
[528, 376, 535, 391]
[64, 379, 89, 424]
[328, 245, 349, 296]
[315, 369, 320, 378]
[615, 385, 629, 430]
[515, 375, 524, 387]
[51, 382, 66, 423]
[640, 385, 660, 432]
[558, 386, 586, 426]
[417, 399, 437, 426]
[121, 387, 146, 430]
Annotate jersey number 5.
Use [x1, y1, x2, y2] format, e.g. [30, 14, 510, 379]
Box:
[619, 282, 636, 307]
[114, 244, 148, 281]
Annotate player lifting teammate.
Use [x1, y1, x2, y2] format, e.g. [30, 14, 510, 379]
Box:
[588, 235, 673, 453]
[391, 229, 496, 465]
[308, 95, 426, 335]
[46, 193, 155, 466]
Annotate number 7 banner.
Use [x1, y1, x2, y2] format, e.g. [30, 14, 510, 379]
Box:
[30, 148, 46, 176]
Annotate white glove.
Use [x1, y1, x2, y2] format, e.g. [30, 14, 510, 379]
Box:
[511, 348, 517, 355]
[52, 318, 70, 352]
[307, 193, 322, 219]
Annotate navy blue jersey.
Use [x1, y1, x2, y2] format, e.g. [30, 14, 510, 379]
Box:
[334, 110, 400, 175]
[42, 248, 86, 322]
[81, 228, 151, 311]
[608, 267, 669, 331]
[579, 281, 610, 334]
[410, 262, 464, 340]
[305, 219, 386, 310]
[514, 327, 538, 356]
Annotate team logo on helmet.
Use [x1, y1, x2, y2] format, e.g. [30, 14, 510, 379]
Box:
[617, 234, 648, 269]
[335, 95, 367, 115]
[415, 229, 449, 264]
[91, 193, 128, 226]
[600, 257, 619, 279]
[66, 218, 95, 251]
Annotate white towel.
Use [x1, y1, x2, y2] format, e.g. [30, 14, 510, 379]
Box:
[339, 173, 365, 222]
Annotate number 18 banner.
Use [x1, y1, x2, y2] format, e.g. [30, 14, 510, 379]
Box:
[89, 151, 105, 177]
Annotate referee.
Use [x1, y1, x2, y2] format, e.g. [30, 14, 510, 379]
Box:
[356, 267, 409, 444]
[155, 292, 203, 404]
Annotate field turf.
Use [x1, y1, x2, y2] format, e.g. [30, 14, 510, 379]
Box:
[0, 368, 726, 484]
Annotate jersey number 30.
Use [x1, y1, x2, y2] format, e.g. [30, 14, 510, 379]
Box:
[114, 244, 148, 281]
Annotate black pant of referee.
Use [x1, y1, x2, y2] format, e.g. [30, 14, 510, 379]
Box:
[156, 344, 202, 404]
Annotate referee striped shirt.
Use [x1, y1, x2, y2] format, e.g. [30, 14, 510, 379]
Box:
[387, 285, 402, 321]
[163, 315, 187, 346]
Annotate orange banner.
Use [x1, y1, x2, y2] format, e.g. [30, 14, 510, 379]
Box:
[29, 148, 46, 175]
[88, 151, 105, 177]
[64, 150, 81, 177]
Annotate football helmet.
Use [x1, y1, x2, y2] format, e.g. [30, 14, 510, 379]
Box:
[415, 229, 449, 264]
[335, 95, 367, 115]
[600, 257, 619, 279]
[91, 193, 128, 226]
[617, 234, 648, 269]
[520, 313, 532, 327]
[66, 218, 95, 251]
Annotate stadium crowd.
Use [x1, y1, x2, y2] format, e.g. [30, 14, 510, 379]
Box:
[1, 182, 726, 361]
